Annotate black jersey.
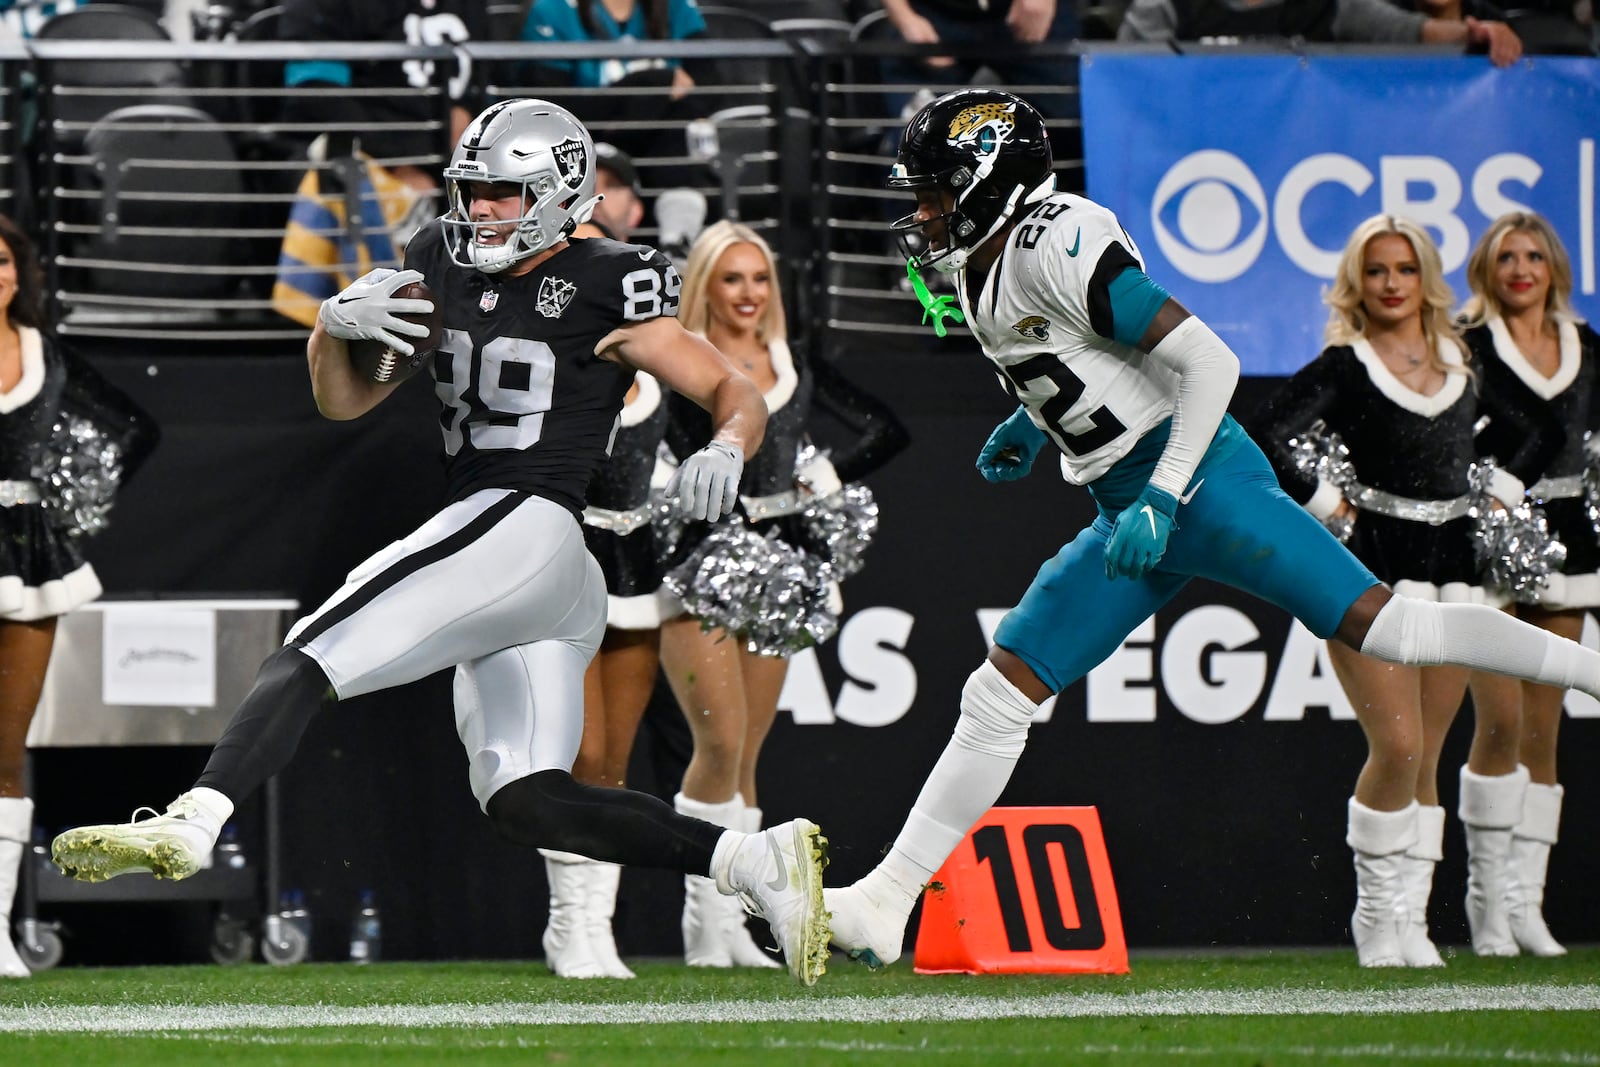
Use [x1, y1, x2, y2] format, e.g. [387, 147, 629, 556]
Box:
[406, 225, 683, 517]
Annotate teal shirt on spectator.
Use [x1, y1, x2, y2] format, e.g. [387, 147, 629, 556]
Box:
[522, 0, 708, 88]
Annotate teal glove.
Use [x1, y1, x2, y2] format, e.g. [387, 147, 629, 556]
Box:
[1104, 484, 1180, 580]
[976, 406, 1048, 483]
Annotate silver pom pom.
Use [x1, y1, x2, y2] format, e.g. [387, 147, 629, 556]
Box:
[801, 483, 879, 580]
[32, 415, 126, 538]
[1286, 420, 1356, 542]
[1583, 432, 1600, 538]
[663, 523, 838, 655]
[1468, 459, 1567, 602]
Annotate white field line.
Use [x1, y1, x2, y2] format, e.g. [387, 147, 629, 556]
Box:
[1, 983, 1596, 1033]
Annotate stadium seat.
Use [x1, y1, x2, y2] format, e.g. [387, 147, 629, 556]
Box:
[488, 1, 524, 40]
[229, 3, 285, 127]
[34, 4, 188, 146]
[58, 104, 246, 310]
[1502, 9, 1596, 54]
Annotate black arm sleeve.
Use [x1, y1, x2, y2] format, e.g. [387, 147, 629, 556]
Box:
[1478, 368, 1566, 485]
[58, 346, 160, 486]
[807, 356, 910, 483]
[1243, 351, 1347, 504]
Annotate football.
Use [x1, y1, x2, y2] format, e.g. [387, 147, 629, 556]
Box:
[347, 280, 442, 385]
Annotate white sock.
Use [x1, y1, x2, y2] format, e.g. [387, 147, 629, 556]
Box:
[863, 662, 1037, 910]
[1361, 597, 1600, 697]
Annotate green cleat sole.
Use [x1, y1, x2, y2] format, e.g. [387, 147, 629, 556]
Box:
[52, 830, 201, 883]
[798, 825, 831, 987]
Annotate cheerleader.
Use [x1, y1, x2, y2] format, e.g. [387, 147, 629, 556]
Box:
[0, 214, 155, 977]
[1252, 215, 1561, 968]
[1460, 212, 1598, 958]
[532, 366, 671, 980]
[660, 221, 904, 967]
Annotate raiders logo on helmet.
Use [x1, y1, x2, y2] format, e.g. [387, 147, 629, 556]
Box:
[553, 137, 587, 190]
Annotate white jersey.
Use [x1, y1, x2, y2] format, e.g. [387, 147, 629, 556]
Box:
[956, 192, 1179, 485]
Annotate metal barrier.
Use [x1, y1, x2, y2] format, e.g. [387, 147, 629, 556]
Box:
[7, 35, 1587, 352]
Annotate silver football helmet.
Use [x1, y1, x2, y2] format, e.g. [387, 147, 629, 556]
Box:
[440, 99, 602, 274]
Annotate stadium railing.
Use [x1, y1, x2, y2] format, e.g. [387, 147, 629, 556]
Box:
[5, 34, 1595, 354]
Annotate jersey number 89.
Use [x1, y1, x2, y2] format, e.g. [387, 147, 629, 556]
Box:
[621, 265, 681, 321]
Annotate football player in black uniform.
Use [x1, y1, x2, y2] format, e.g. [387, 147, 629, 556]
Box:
[50, 99, 832, 986]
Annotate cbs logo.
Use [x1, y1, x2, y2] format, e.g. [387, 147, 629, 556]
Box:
[1150, 149, 1551, 283]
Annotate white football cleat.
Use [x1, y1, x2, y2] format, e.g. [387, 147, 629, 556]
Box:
[824, 883, 907, 968]
[723, 819, 829, 985]
[52, 790, 228, 883]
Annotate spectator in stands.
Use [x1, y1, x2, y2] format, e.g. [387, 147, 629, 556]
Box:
[1252, 215, 1560, 967]
[278, 0, 491, 196]
[271, 0, 492, 327]
[1460, 212, 1598, 959]
[662, 220, 904, 969]
[875, 0, 1081, 121]
[1118, 0, 1524, 65]
[0, 213, 156, 978]
[0, 0, 81, 40]
[578, 142, 648, 242]
[518, 0, 720, 177]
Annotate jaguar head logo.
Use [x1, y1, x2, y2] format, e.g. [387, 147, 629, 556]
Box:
[1012, 315, 1050, 342]
[946, 102, 1017, 158]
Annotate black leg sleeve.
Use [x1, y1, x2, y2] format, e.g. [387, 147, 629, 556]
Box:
[195, 644, 335, 802]
[486, 769, 725, 875]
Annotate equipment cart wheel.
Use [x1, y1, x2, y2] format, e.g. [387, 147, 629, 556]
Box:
[209, 915, 256, 965]
[18, 919, 64, 972]
[260, 915, 309, 965]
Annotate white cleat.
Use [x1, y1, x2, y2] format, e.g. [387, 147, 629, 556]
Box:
[824, 883, 907, 969]
[51, 791, 224, 883]
[726, 819, 830, 985]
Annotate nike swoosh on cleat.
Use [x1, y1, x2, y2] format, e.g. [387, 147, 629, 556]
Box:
[1141, 505, 1157, 536]
[1179, 478, 1205, 505]
[765, 832, 788, 893]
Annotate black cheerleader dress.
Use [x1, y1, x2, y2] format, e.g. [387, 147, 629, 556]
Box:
[1252, 337, 1561, 604]
[1468, 316, 1600, 609]
[1, 328, 155, 621]
[661, 340, 908, 650]
[582, 371, 671, 629]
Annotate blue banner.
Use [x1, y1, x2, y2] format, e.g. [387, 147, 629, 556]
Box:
[1082, 55, 1600, 376]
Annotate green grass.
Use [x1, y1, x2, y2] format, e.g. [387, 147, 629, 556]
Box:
[2, 948, 1597, 1065]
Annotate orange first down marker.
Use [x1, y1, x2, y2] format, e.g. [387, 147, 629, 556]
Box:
[913, 806, 1128, 975]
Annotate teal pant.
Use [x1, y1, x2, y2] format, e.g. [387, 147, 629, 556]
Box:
[994, 418, 1379, 694]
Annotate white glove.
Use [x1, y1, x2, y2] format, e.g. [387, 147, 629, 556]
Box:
[666, 441, 744, 521]
[319, 268, 434, 356]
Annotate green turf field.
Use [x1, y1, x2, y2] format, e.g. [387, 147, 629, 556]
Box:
[2, 949, 1596, 1065]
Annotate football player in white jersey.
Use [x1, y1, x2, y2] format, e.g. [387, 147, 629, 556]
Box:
[824, 87, 1600, 969]
[49, 99, 832, 985]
